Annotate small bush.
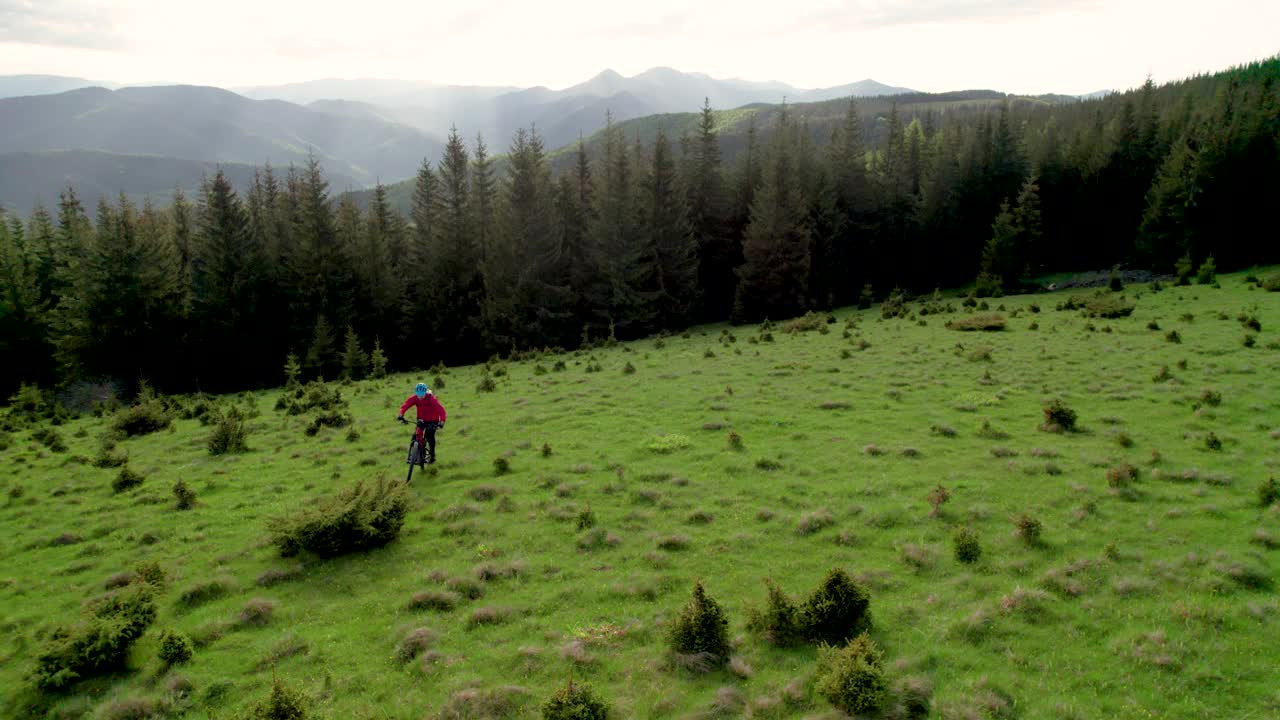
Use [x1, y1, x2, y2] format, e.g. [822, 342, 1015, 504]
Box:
[945, 314, 1006, 332]
[253, 676, 307, 720]
[493, 457, 512, 476]
[477, 374, 497, 393]
[1041, 398, 1078, 433]
[239, 598, 275, 627]
[1107, 463, 1139, 488]
[746, 579, 802, 647]
[814, 633, 887, 716]
[208, 408, 249, 455]
[927, 484, 950, 517]
[1015, 514, 1043, 545]
[647, 434, 691, 454]
[30, 584, 156, 691]
[112, 397, 172, 438]
[269, 479, 409, 558]
[1195, 256, 1216, 285]
[173, 479, 197, 510]
[395, 627, 437, 664]
[622, 361, 636, 375]
[541, 443, 553, 457]
[668, 581, 730, 666]
[1166, 329, 1182, 344]
[407, 591, 459, 612]
[31, 427, 67, 452]
[799, 568, 871, 645]
[1083, 294, 1136, 318]
[796, 509, 836, 535]
[157, 628, 194, 666]
[727, 431, 743, 451]
[112, 467, 145, 494]
[953, 527, 981, 563]
[1205, 432, 1223, 452]
[177, 577, 233, 608]
[1260, 477, 1280, 507]
[541, 679, 609, 720]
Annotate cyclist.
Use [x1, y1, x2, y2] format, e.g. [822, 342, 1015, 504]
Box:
[398, 382, 447, 465]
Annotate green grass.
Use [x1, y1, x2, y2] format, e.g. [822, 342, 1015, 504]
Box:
[2, 273, 1279, 718]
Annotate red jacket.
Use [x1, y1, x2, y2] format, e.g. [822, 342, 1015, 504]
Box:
[400, 394, 447, 423]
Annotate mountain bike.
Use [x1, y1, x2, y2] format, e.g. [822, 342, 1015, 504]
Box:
[398, 417, 429, 483]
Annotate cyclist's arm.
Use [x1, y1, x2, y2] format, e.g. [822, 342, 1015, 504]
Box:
[398, 395, 416, 417]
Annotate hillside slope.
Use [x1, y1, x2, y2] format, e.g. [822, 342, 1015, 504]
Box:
[3, 275, 1277, 718]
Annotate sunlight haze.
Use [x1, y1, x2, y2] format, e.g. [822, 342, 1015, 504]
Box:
[2, 0, 1277, 94]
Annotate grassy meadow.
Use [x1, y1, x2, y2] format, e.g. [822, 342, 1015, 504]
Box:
[2, 272, 1278, 719]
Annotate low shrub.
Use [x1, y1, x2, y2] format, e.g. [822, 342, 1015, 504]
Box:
[253, 676, 308, 720]
[157, 628, 194, 666]
[945, 314, 1006, 332]
[208, 407, 249, 455]
[1041, 399, 1078, 433]
[394, 627, 437, 663]
[814, 633, 888, 716]
[745, 579, 802, 647]
[1085, 294, 1136, 318]
[31, 427, 67, 452]
[111, 395, 172, 437]
[1107, 463, 1139, 488]
[667, 582, 730, 666]
[1260, 477, 1280, 507]
[799, 568, 871, 645]
[1015, 514, 1043, 545]
[173, 479, 197, 510]
[30, 584, 156, 691]
[953, 527, 981, 564]
[927, 484, 951, 517]
[541, 679, 609, 720]
[112, 467, 145, 493]
[269, 479, 409, 558]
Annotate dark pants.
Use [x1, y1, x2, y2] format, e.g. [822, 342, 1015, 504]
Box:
[422, 422, 439, 461]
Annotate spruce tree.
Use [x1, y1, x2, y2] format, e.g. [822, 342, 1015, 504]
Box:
[191, 169, 263, 389]
[640, 127, 699, 329]
[686, 99, 735, 321]
[303, 314, 337, 380]
[734, 108, 812, 323]
[339, 326, 367, 380]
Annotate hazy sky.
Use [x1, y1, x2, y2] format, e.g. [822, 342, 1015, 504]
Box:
[1, 0, 1277, 94]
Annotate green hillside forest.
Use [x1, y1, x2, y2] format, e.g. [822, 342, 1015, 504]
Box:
[1, 57, 1276, 401]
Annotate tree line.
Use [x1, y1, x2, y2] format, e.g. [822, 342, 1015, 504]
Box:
[1, 57, 1276, 398]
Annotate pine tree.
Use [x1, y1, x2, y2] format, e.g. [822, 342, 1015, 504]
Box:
[191, 169, 263, 389]
[639, 127, 699, 329]
[470, 135, 499, 264]
[339, 326, 367, 380]
[368, 337, 388, 379]
[686, 99, 735, 321]
[54, 194, 184, 389]
[734, 107, 812, 323]
[496, 126, 571, 348]
[426, 127, 485, 359]
[586, 112, 641, 337]
[303, 315, 337, 380]
[287, 154, 350, 343]
[0, 211, 45, 393]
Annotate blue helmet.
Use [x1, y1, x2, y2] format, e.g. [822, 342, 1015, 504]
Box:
[414, 382, 428, 398]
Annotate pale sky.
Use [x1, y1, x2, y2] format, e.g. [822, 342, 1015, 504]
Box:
[1, 0, 1277, 95]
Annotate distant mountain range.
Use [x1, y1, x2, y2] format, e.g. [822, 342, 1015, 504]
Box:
[0, 68, 1107, 216]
